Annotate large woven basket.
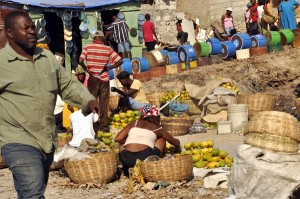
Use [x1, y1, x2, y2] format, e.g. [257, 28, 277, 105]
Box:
[65, 152, 118, 184]
[245, 111, 300, 141]
[244, 133, 299, 153]
[58, 134, 72, 148]
[237, 93, 276, 118]
[161, 117, 194, 136]
[0, 155, 6, 169]
[146, 92, 165, 108]
[295, 99, 300, 115]
[181, 99, 202, 115]
[141, 155, 193, 182]
[109, 95, 119, 110]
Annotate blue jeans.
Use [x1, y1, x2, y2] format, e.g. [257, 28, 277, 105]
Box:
[1, 143, 54, 199]
[118, 42, 130, 53]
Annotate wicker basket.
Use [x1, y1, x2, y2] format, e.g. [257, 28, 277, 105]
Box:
[109, 95, 120, 110]
[161, 116, 194, 136]
[295, 99, 300, 115]
[0, 155, 6, 169]
[244, 133, 299, 153]
[181, 99, 202, 115]
[245, 111, 300, 142]
[141, 154, 193, 182]
[146, 92, 165, 108]
[237, 93, 276, 118]
[65, 152, 118, 184]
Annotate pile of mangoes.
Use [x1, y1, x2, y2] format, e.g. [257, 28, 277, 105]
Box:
[160, 88, 191, 103]
[97, 131, 119, 153]
[220, 82, 240, 93]
[110, 110, 140, 129]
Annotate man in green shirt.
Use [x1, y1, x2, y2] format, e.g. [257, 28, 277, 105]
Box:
[0, 11, 99, 198]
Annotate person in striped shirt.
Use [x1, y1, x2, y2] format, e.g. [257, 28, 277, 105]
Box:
[107, 12, 131, 59]
[79, 31, 123, 132]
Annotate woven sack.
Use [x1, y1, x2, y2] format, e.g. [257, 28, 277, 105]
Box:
[295, 99, 300, 115]
[146, 92, 165, 108]
[245, 111, 300, 142]
[262, 13, 276, 24]
[141, 155, 193, 182]
[65, 152, 118, 184]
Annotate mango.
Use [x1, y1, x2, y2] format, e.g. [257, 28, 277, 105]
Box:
[211, 148, 220, 156]
[219, 150, 228, 159]
[194, 160, 208, 168]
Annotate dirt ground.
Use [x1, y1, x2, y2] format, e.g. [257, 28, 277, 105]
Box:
[1, 46, 300, 198]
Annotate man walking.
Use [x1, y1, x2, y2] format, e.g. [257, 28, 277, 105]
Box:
[142, 14, 159, 51]
[106, 12, 131, 59]
[0, 11, 99, 198]
[79, 31, 123, 132]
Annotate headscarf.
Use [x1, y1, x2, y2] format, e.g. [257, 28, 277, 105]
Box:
[139, 104, 160, 119]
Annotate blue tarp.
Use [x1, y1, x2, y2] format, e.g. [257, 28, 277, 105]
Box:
[0, 0, 130, 9]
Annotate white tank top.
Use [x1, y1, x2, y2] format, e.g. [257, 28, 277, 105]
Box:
[124, 120, 160, 148]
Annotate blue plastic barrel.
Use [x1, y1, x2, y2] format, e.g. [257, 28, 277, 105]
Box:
[177, 45, 197, 63]
[232, 33, 252, 49]
[160, 50, 169, 58]
[131, 57, 149, 74]
[251, 34, 267, 48]
[121, 58, 132, 74]
[206, 38, 222, 55]
[221, 41, 236, 58]
[165, 52, 180, 65]
[109, 69, 115, 80]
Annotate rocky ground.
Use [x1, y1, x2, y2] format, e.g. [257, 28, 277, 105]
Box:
[1, 46, 300, 198]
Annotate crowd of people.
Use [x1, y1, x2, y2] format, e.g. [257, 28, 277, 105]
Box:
[221, 0, 299, 38]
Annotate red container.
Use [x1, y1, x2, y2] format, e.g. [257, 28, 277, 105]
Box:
[150, 66, 166, 79]
[133, 71, 151, 82]
[249, 46, 268, 56]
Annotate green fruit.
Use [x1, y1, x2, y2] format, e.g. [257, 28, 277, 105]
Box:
[219, 160, 226, 167]
[208, 156, 221, 162]
[203, 152, 212, 161]
[192, 154, 202, 163]
[211, 148, 220, 156]
[102, 138, 112, 145]
[102, 132, 112, 138]
[194, 160, 207, 168]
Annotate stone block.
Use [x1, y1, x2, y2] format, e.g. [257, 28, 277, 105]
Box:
[156, 16, 161, 21]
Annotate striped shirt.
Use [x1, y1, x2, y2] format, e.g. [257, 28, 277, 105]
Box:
[80, 42, 121, 81]
[107, 19, 129, 43]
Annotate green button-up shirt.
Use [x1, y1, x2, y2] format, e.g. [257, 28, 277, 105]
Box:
[0, 44, 95, 153]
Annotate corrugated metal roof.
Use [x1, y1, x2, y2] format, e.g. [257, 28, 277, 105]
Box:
[0, 0, 129, 9]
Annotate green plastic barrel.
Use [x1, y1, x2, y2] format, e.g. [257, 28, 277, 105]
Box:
[264, 31, 281, 45]
[193, 42, 210, 58]
[279, 29, 294, 45]
[267, 43, 283, 52]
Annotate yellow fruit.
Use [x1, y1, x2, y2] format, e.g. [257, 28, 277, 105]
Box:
[114, 114, 120, 118]
[216, 75, 223, 80]
[102, 132, 112, 138]
[128, 117, 134, 122]
[97, 131, 104, 138]
[211, 148, 220, 156]
[120, 118, 128, 123]
[203, 123, 209, 128]
[102, 138, 112, 145]
[192, 149, 200, 154]
[173, 114, 179, 118]
[203, 152, 212, 161]
[185, 150, 192, 155]
[122, 123, 127, 128]
[225, 156, 233, 166]
[219, 160, 226, 167]
[113, 148, 120, 153]
[208, 156, 221, 162]
[184, 143, 192, 150]
[135, 116, 141, 120]
[192, 154, 202, 163]
[207, 147, 213, 153]
[119, 113, 126, 118]
[207, 140, 214, 147]
[200, 148, 208, 154]
[191, 141, 200, 148]
[133, 111, 139, 115]
[219, 150, 228, 159]
[200, 141, 208, 148]
[194, 160, 208, 168]
[207, 162, 218, 169]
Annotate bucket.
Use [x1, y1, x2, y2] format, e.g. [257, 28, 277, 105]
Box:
[249, 46, 268, 56]
[193, 42, 210, 58]
[232, 33, 252, 50]
[177, 45, 197, 63]
[115, 58, 132, 76]
[236, 49, 250, 60]
[131, 58, 149, 74]
[165, 52, 180, 65]
[221, 41, 236, 59]
[160, 50, 169, 58]
[206, 38, 222, 55]
[144, 50, 165, 68]
[150, 66, 166, 79]
[133, 71, 151, 82]
[251, 34, 267, 48]
[264, 31, 281, 45]
[267, 43, 283, 52]
[292, 29, 300, 48]
[228, 104, 248, 132]
[279, 29, 294, 45]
